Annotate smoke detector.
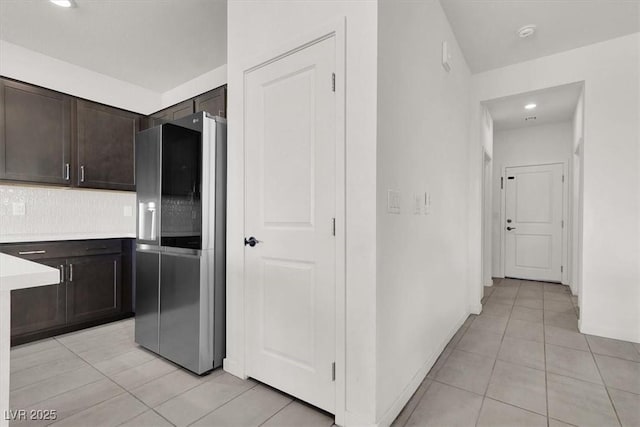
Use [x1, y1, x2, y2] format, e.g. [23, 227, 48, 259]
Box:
[518, 25, 537, 38]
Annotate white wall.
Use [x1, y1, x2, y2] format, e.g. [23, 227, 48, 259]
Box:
[571, 89, 585, 297]
[0, 184, 135, 242]
[491, 121, 573, 278]
[472, 33, 640, 343]
[0, 40, 228, 115]
[160, 64, 227, 111]
[225, 1, 378, 425]
[376, 1, 471, 424]
[0, 41, 159, 114]
[481, 108, 494, 288]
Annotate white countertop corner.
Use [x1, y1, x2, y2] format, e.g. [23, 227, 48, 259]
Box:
[0, 253, 60, 292]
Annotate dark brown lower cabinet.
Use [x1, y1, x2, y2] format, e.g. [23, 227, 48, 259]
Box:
[10, 258, 66, 337]
[66, 254, 122, 324]
[2, 239, 134, 345]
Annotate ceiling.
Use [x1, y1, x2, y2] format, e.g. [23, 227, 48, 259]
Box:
[440, 0, 640, 73]
[484, 82, 583, 131]
[0, 0, 227, 92]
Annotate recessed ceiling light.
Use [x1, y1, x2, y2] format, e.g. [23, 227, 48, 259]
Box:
[518, 25, 537, 38]
[50, 0, 75, 7]
[524, 103, 537, 110]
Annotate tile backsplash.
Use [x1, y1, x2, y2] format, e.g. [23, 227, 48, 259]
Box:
[0, 184, 136, 241]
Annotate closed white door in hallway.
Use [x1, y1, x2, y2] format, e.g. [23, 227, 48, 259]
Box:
[244, 36, 336, 413]
[504, 163, 564, 282]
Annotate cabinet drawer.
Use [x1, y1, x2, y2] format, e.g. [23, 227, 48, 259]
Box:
[0, 239, 123, 260]
[0, 241, 71, 260]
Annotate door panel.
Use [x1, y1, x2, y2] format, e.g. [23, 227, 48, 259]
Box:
[67, 254, 121, 323]
[10, 258, 66, 336]
[135, 127, 161, 246]
[505, 164, 563, 282]
[159, 253, 201, 373]
[76, 100, 138, 191]
[135, 250, 160, 353]
[245, 37, 336, 413]
[0, 79, 71, 185]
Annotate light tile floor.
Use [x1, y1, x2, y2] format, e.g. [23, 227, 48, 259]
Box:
[393, 278, 640, 427]
[9, 320, 334, 427]
[10, 278, 640, 426]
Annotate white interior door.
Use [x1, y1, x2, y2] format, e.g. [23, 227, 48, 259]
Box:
[505, 163, 564, 282]
[244, 36, 336, 413]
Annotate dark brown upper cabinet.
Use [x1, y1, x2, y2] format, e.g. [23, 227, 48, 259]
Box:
[148, 99, 194, 128]
[0, 79, 72, 185]
[76, 100, 139, 191]
[194, 86, 226, 117]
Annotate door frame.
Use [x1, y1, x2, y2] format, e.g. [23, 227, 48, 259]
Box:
[500, 161, 569, 283]
[224, 18, 346, 425]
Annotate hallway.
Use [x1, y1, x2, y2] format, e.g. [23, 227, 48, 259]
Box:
[392, 279, 640, 427]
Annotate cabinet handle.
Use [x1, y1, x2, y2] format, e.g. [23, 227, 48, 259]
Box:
[86, 246, 108, 251]
[69, 263, 73, 282]
[64, 163, 70, 181]
[80, 166, 85, 182]
[59, 265, 65, 284]
[18, 250, 46, 255]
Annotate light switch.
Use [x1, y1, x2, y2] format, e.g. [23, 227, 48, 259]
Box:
[123, 205, 133, 217]
[387, 190, 400, 214]
[12, 202, 26, 216]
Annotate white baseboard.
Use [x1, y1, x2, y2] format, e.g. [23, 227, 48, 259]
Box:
[374, 310, 470, 427]
[469, 303, 483, 315]
[223, 358, 247, 379]
[579, 320, 640, 344]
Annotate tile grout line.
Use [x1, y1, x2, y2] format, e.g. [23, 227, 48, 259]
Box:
[185, 382, 261, 427]
[397, 375, 436, 426]
[257, 400, 294, 427]
[584, 335, 623, 427]
[473, 280, 519, 426]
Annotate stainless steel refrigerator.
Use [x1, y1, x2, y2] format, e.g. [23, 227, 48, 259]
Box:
[134, 112, 226, 375]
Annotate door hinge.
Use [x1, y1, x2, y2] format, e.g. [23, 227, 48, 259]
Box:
[331, 362, 336, 381]
[561, 266, 564, 273]
[561, 220, 564, 228]
[501, 177, 504, 189]
[331, 73, 336, 92]
[332, 218, 336, 236]
[562, 174, 565, 183]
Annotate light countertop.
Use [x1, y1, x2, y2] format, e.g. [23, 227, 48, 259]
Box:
[0, 253, 60, 291]
[0, 232, 136, 244]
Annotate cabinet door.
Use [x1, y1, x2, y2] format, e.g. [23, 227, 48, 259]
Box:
[194, 86, 226, 117]
[67, 254, 122, 323]
[76, 100, 139, 191]
[11, 259, 66, 336]
[149, 99, 194, 128]
[0, 79, 72, 185]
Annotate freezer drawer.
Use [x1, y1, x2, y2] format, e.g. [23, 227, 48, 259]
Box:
[134, 250, 160, 353]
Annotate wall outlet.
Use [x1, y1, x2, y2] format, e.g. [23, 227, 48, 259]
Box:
[12, 202, 26, 216]
[387, 190, 401, 214]
[123, 205, 133, 217]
